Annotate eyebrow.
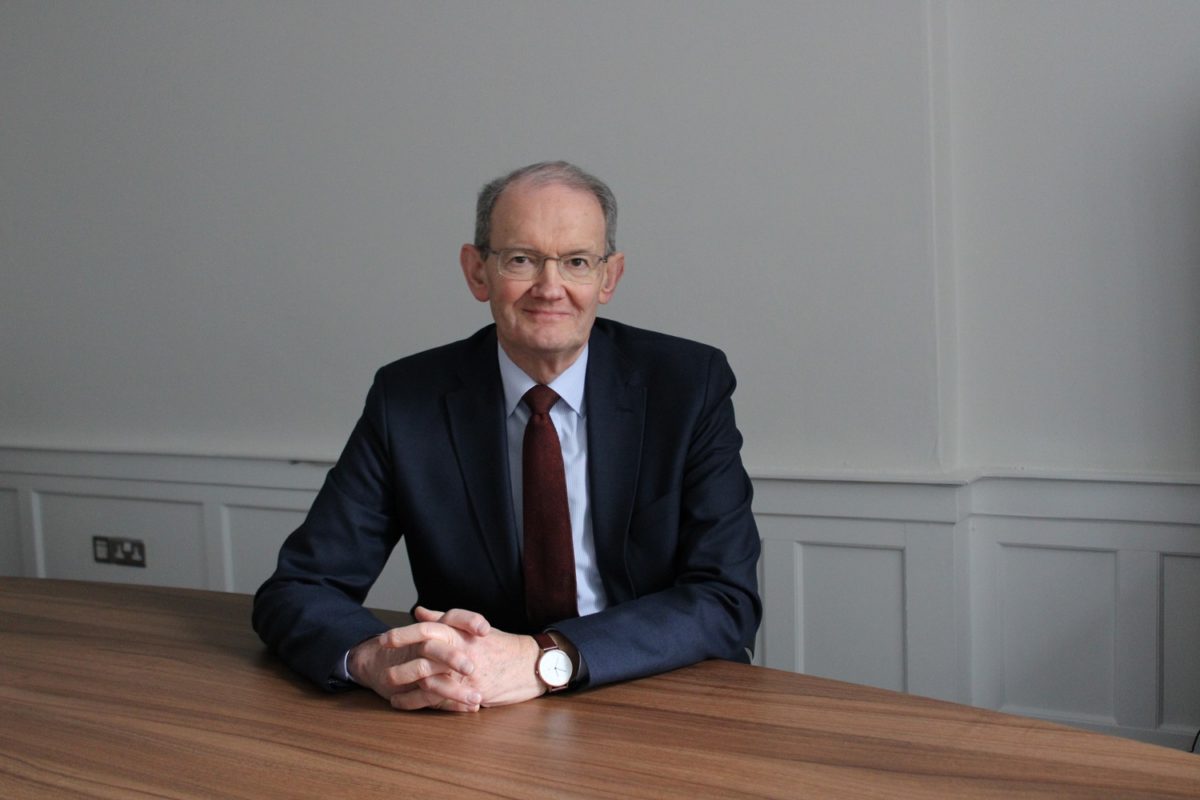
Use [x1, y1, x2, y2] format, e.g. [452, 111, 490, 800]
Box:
[498, 245, 600, 255]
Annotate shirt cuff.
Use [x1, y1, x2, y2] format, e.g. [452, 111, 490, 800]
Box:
[333, 649, 356, 685]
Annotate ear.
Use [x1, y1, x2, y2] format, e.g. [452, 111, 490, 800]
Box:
[598, 252, 624, 304]
[460, 244, 491, 302]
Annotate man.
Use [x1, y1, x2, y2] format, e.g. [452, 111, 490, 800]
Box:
[253, 161, 761, 712]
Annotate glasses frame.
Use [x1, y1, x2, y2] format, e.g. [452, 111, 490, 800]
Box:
[481, 247, 610, 285]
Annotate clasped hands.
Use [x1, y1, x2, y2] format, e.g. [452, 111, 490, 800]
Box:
[346, 606, 545, 712]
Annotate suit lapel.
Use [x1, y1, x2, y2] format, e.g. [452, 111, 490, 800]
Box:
[444, 328, 522, 602]
[585, 326, 645, 604]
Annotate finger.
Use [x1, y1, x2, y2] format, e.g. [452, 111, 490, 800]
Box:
[413, 605, 442, 623]
[389, 686, 480, 713]
[382, 655, 469, 692]
[414, 638, 476, 676]
[387, 675, 483, 712]
[414, 606, 490, 637]
[418, 673, 484, 709]
[376, 621, 461, 651]
[438, 608, 491, 636]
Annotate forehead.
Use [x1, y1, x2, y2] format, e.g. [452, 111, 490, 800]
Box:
[490, 180, 605, 247]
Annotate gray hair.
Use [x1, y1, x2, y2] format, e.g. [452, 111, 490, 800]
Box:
[473, 161, 617, 255]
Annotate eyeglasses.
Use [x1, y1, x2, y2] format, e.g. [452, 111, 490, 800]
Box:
[482, 248, 609, 284]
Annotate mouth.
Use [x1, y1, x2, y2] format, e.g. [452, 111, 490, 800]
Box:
[522, 308, 572, 322]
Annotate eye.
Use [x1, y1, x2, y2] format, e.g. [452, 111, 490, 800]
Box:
[564, 256, 591, 270]
[506, 252, 534, 266]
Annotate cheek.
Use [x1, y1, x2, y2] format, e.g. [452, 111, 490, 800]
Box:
[490, 285, 527, 314]
[568, 287, 603, 312]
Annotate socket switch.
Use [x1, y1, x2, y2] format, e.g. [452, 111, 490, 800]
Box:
[93, 536, 147, 568]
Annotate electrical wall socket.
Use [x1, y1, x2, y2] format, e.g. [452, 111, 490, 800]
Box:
[93, 536, 147, 568]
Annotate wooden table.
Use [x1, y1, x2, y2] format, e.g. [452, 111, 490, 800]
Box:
[1, 578, 1198, 798]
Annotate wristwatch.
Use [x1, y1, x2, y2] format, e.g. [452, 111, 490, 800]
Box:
[533, 632, 573, 692]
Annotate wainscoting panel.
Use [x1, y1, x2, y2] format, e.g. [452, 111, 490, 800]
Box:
[968, 480, 1200, 748]
[0, 488, 21, 576]
[998, 542, 1117, 720]
[224, 504, 309, 595]
[760, 518, 911, 691]
[757, 480, 966, 703]
[802, 539, 906, 692]
[1162, 554, 1200, 730]
[38, 492, 207, 588]
[1, 449, 1197, 748]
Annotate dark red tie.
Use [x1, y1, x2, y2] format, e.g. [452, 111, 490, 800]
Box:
[521, 385, 578, 630]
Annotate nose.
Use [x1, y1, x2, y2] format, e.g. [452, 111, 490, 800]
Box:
[530, 256, 567, 296]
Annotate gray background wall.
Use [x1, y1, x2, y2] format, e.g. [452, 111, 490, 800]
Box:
[5, 0, 1196, 480]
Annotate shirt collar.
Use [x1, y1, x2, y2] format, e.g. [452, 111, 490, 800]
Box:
[498, 344, 588, 418]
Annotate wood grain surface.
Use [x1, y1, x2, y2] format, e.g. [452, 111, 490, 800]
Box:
[1, 577, 1197, 798]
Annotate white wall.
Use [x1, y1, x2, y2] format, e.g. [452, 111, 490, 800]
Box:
[949, 1, 1200, 475]
[4, 1, 1197, 479]
[1, 1, 945, 475]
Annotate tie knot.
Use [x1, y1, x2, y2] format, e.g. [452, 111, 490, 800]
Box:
[523, 385, 560, 415]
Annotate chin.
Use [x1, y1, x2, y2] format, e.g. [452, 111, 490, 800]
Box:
[517, 322, 575, 346]
[528, 336, 580, 355]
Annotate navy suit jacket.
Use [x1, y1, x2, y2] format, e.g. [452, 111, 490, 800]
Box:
[252, 318, 761, 690]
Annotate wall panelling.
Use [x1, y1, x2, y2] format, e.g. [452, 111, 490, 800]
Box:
[1, 449, 1196, 749]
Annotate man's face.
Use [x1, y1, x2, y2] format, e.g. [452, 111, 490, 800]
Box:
[461, 180, 624, 382]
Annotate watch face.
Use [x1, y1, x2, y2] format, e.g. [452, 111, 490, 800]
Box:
[538, 649, 573, 688]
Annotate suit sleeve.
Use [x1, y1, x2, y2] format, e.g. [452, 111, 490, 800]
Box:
[553, 349, 762, 687]
[251, 374, 398, 689]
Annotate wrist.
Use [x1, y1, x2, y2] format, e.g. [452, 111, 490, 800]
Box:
[530, 636, 550, 695]
[346, 635, 380, 688]
[338, 650, 357, 685]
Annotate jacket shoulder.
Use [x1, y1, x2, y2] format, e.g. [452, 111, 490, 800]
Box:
[592, 318, 722, 362]
[372, 325, 495, 387]
[591, 318, 729, 385]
